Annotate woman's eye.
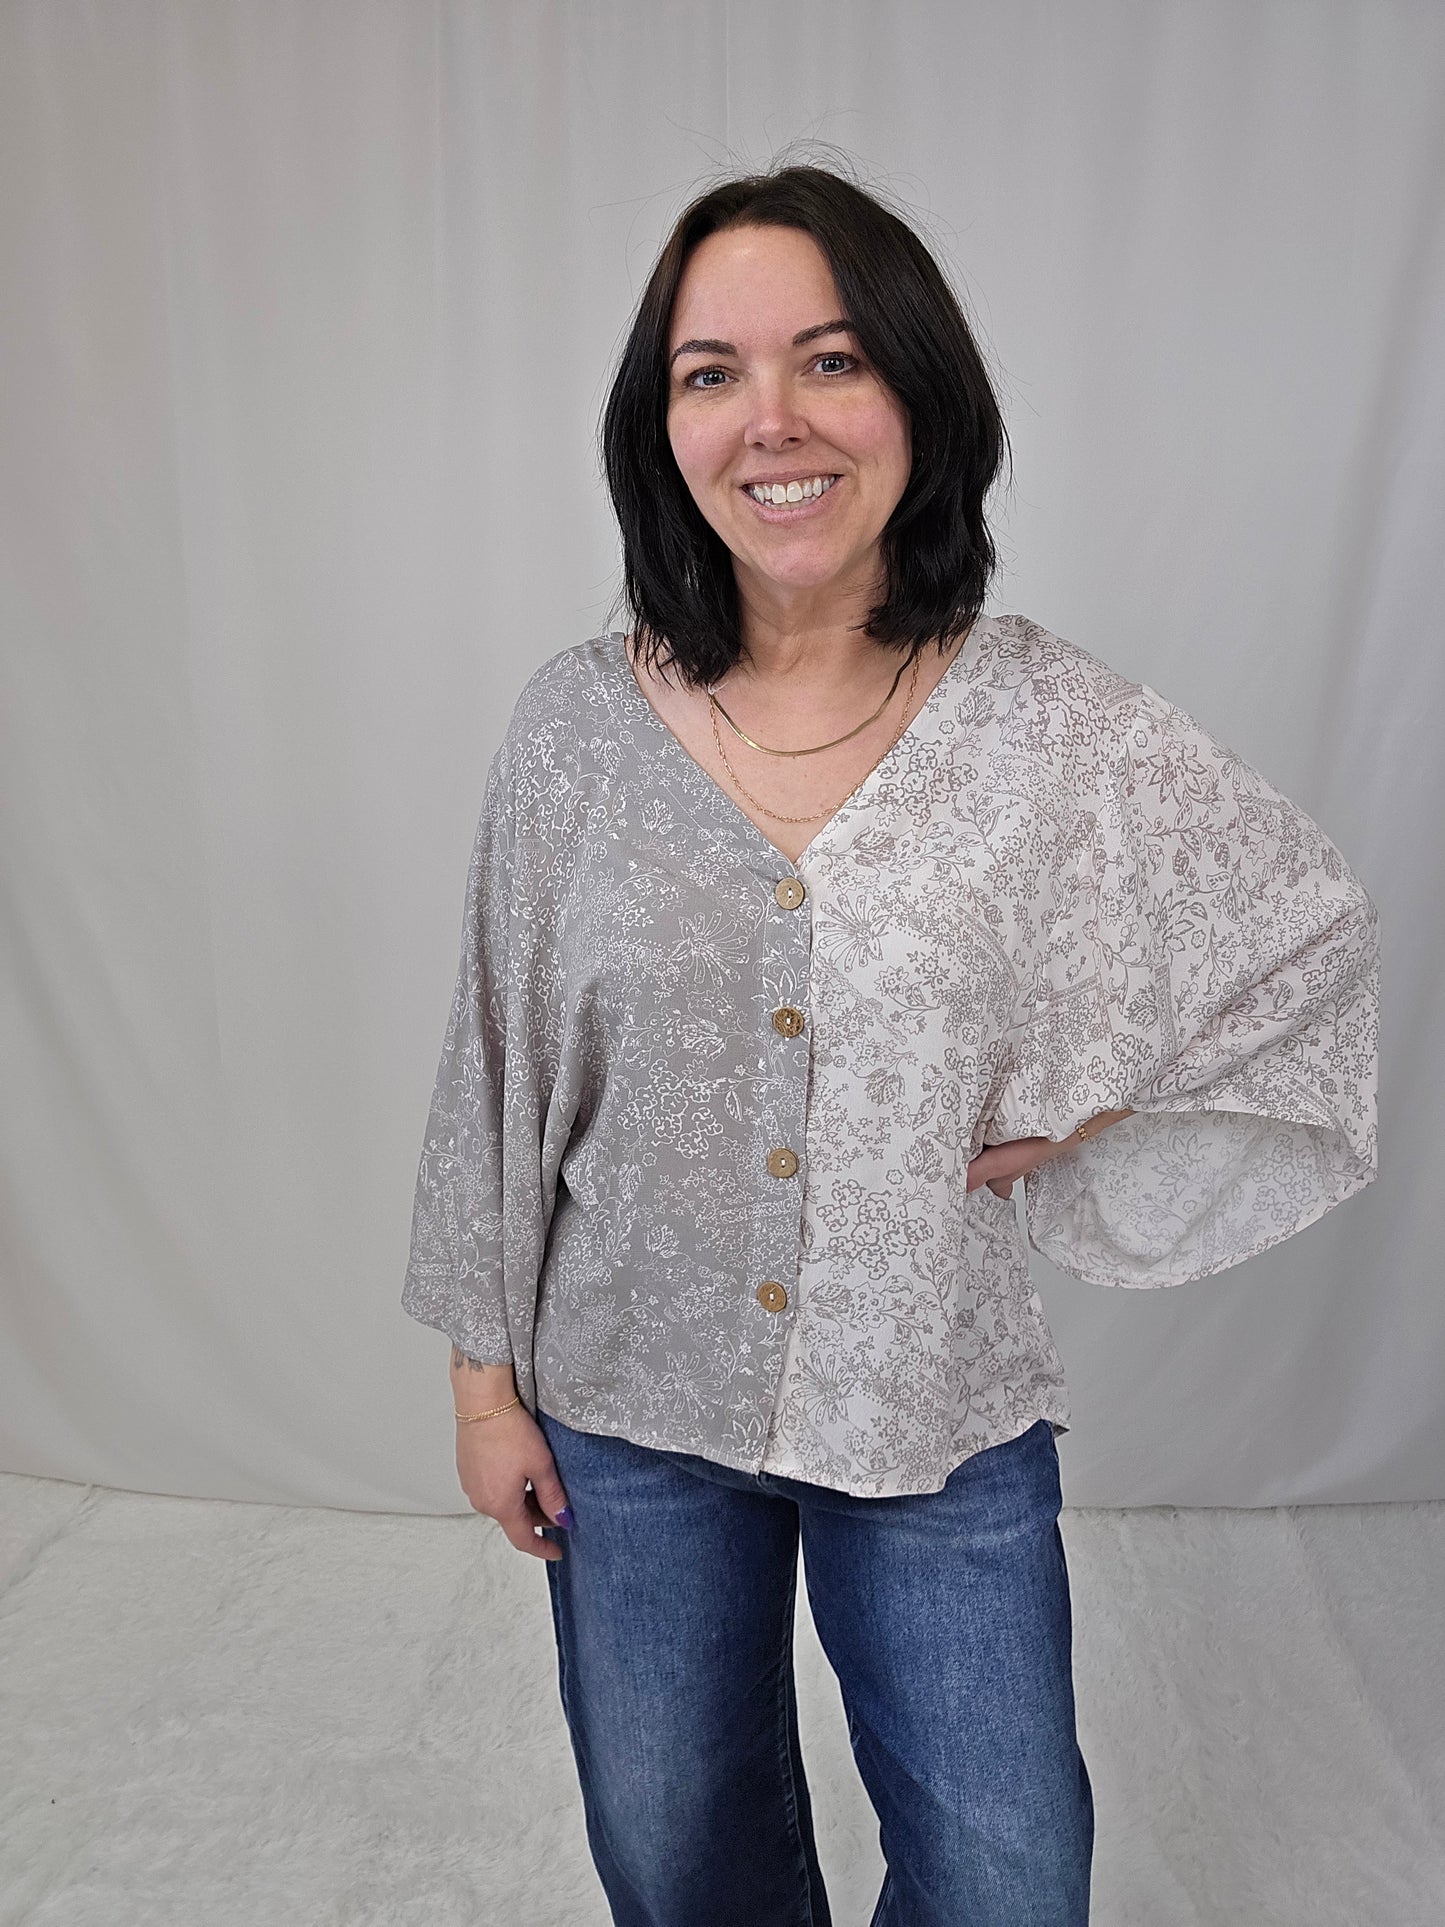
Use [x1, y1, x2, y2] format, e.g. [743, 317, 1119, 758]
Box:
[680, 352, 857, 391]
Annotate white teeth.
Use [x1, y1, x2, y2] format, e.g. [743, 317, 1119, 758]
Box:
[746, 475, 839, 506]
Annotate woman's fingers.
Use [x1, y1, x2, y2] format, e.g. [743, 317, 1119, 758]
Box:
[967, 1132, 1067, 1194]
[498, 1488, 565, 1560]
[456, 1410, 571, 1561]
[522, 1484, 566, 1550]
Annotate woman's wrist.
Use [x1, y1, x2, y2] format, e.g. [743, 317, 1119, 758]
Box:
[1060, 1106, 1135, 1144]
[449, 1346, 517, 1404]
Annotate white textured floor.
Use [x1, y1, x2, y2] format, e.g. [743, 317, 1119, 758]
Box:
[2, 1471, 1442, 1926]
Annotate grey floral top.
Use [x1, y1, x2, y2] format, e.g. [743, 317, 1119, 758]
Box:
[401, 613, 1380, 1497]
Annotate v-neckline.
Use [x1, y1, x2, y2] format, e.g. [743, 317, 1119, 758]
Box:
[602, 617, 991, 872]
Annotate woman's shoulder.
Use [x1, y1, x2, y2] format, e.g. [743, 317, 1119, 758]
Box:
[507, 630, 617, 713]
[981, 611, 1166, 781]
[496, 632, 625, 761]
[989, 615, 1333, 849]
[986, 611, 1147, 709]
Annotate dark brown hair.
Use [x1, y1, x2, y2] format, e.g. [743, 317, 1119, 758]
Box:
[601, 158, 1010, 689]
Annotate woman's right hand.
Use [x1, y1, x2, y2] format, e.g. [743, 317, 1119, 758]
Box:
[451, 1355, 573, 1560]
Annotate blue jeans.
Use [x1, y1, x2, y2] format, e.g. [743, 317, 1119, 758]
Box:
[535, 1410, 1093, 1926]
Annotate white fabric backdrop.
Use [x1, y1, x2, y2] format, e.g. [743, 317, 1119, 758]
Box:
[2, 0, 1440, 1511]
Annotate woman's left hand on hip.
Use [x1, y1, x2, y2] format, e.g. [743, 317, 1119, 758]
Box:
[965, 1135, 1074, 1200]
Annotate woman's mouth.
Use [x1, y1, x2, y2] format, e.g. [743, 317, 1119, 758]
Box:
[740, 474, 842, 519]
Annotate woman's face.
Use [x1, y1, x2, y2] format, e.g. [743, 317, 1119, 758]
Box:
[666, 225, 912, 612]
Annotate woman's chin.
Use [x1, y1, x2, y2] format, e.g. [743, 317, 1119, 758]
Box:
[735, 540, 874, 599]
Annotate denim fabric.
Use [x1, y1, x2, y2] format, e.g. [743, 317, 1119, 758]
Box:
[536, 1409, 1093, 1927]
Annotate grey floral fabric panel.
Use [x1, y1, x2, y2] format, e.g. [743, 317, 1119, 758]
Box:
[401, 613, 1379, 1497]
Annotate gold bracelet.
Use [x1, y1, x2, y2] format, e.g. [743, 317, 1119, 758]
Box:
[1074, 1106, 1135, 1144]
[455, 1396, 522, 1422]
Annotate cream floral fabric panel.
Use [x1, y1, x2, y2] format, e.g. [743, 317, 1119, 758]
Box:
[994, 670, 1379, 1286]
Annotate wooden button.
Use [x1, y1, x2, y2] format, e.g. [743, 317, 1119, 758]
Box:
[773, 877, 806, 909]
[772, 1006, 805, 1037]
[766, 1146, 799, 1179]
[756, 1280, 788, 1312]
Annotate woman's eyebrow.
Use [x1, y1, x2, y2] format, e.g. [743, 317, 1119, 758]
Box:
[668, 319, 854, 368]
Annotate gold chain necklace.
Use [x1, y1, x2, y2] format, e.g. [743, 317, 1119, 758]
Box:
[707, 650, 922, 825]
[706, 653, 910, 755]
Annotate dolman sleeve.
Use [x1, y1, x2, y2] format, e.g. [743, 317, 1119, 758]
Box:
[988, 679, 1380, 1287]
[400, 730, 566, 1369]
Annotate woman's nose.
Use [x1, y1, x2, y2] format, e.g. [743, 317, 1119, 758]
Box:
[745, 385, 809, 449]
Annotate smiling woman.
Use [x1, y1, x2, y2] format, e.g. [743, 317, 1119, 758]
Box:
[666, 226, 913, 620]
[403, 157, 1379, 1927]
[603, 165, 1007, 694]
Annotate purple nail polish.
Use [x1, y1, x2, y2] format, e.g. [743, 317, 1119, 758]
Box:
[555, 1505, 574, 1529]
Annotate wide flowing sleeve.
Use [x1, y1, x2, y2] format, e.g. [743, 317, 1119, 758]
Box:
[400, 727, 566, 1372]
[988, 679, 1380, 1287]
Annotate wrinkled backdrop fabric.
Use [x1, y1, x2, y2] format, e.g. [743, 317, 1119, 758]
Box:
[1, 0, 1440, 1511]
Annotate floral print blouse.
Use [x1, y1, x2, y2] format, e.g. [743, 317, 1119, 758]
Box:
[400, 613, 1379, 1497]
